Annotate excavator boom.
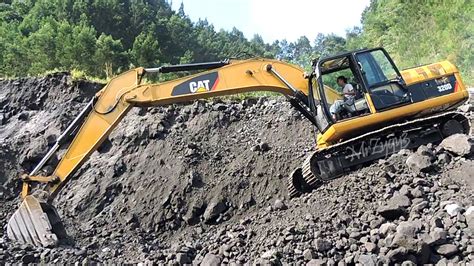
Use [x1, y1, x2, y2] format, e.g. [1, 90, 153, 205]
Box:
[7, 58, 311, 247]
[48, 59, 309, 198]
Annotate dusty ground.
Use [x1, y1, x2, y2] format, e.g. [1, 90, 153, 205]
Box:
[0, 73, 473, 264]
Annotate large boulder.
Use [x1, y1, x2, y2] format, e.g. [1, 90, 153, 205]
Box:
[405, 153, 433, 172]
[444, 203, 463, 217]
[200, 253, 222, 266]
[203, 196, 228, 223]
[434, 244, 459, 257]
[466, 206, 474, 233]
[428, 228, 447, 245]
[440, 134, 474, 156]
[385, 247, 407, 263]
[391, 221, 421, 252]
[377, 194, 411, 220]
[458, 103, 473, 113]
[314, 238, 332, 252]
[358, 254, 378, 266]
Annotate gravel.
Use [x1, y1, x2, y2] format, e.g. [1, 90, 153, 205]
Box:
[0, 73, 473, 264]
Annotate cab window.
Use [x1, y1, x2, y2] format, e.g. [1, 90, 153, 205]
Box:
[322, 69, 354, 94]
[356, 50, 398, 88]
[356, 50, 409, 110]
[313, 56, 371, 122]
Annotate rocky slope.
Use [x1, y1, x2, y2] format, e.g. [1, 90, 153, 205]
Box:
[0, 73, 473, 264]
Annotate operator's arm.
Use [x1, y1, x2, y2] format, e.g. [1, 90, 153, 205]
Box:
[25, 59, 309, 200]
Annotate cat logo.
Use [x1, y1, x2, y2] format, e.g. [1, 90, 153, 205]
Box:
[189, 80, 211, 93]
[434, 76, 449, 85]
[172, 72, 219, 96]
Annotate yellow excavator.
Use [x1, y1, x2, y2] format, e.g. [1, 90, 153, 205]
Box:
[7, 47, 470, 247]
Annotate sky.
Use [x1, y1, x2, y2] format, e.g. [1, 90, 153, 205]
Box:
[171, 0, 371, 43]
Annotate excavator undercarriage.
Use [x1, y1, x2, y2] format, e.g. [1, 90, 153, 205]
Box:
[288, 111, 470, 197]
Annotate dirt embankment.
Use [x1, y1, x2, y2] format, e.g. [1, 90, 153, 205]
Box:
[0, 73, 473, 264]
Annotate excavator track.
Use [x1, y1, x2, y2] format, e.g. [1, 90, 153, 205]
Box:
[287, 167, 315, 198]
[300, 152, 320, 188]
[291, 111, 470, 194]
[287, 171, 302, 198]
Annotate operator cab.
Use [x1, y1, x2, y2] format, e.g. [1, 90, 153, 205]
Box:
[308, 47, 411, 133]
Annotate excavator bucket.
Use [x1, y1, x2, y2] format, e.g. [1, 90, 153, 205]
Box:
[6, 196, 65, 247]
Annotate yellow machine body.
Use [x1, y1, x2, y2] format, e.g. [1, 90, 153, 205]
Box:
[316, 61, 468, 148]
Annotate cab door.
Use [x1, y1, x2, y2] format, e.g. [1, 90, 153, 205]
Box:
[355, 49, 411, 111]
[308, 72, 332, 133]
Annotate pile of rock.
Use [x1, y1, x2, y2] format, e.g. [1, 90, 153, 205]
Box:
[0, 73, 473, 264]
[156, 134, 474, 265]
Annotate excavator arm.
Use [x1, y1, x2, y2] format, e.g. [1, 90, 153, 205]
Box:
[7, 58, 313, 247]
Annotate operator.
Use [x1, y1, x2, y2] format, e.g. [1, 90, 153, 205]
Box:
[329, 76, 356, 120]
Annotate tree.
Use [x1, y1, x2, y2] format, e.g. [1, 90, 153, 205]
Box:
[277, 39, 293, 61]
[313, 33, 346, 58]
[0, 2, 22, 22]
[249, 34, 268, 57]
[292, 36, 313, 67]
[72, 23, 98, 75]
[177, 1, 185, 17]
[55, 20, 75, 69]
[5, 0, 471, 85]
[357, 0, 473, 83]
[130, 31, 161, 67]
[95, 33, 126, 78]
[0, 21, 28, 76]
[26, 19, 58, 74]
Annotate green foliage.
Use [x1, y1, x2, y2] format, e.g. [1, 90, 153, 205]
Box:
[95, 33, 126, 78]
[70, 68, 107, 83]
[0, 21, 29, 76]
[71, 23, 98, 74]
[0, 0, 472, 86]
[278, 0, 473, 85]
[349, 0, 474, 84]
[130, 31, 160, 67]
[276, 33, 348, 71]
[0, 0, 277, 79]
[27, 19, 58, 74]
